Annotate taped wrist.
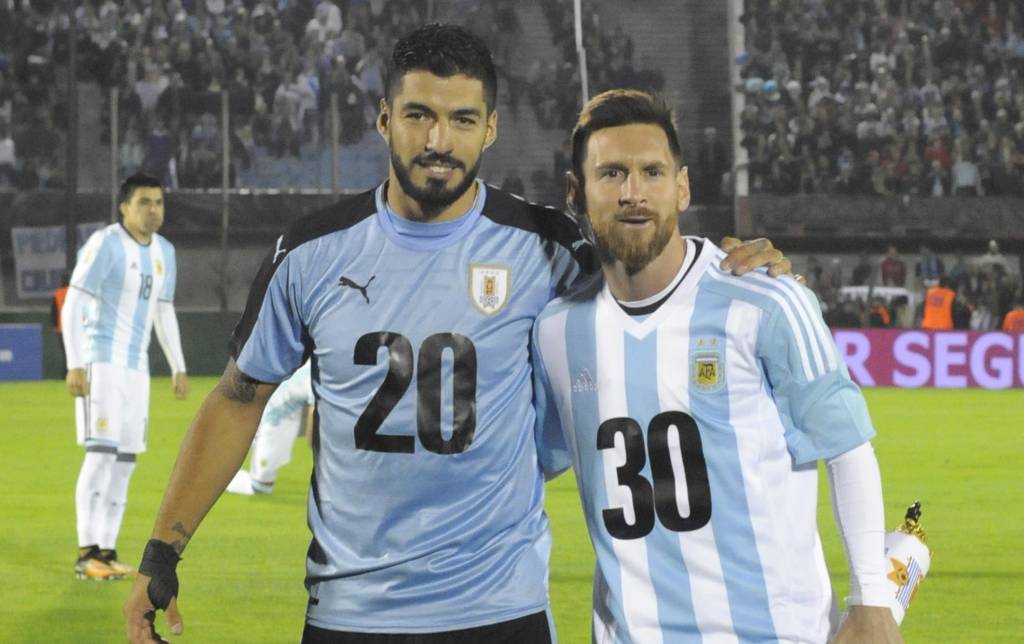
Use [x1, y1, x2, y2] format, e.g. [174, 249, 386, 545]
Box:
[139, 539, 181, 609]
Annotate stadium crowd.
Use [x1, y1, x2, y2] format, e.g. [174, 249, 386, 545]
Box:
[808, 240, 1023, 331]
[739, 0, 1024, 196]
[0, 0, 429, 189]
[0, 0, 670, 192]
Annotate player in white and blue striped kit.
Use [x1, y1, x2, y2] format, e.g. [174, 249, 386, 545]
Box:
[62, 173, 189, 581]
[532, 91, 904, 643]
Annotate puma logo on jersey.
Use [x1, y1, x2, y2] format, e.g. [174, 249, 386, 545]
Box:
[273, 235, 287, 263]
[338, 275, 375, 303]
[572, 368, 597, 393]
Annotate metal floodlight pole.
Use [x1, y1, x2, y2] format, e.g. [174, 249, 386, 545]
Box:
[573, 0, 589, 104]
[331, 91, 340, 196]
[65, 0, 79, 269]
[110, 86, 119, 222]
[220, 89, 230, 311]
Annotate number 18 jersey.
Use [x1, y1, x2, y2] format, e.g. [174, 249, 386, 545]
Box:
[230, 182, 587, 633]
[532, 238, 876, 643]
[70, 223, 176, 371]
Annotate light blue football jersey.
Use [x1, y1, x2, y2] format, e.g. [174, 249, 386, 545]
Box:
[231, 181, 590, 633]
[69, 224, 176, 371]
[532, 238, 875, 643]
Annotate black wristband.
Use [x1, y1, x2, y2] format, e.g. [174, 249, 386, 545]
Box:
[139, 539, 181, 610]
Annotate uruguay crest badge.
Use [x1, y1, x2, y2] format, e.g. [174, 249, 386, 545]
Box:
[469, 264, 511, 315]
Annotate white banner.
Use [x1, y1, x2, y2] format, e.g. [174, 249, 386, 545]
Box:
[10, 222, 105, 299]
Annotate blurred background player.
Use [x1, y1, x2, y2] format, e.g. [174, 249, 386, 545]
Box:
[533, 90, 901, 642]
[62, 173, 190, 580]
[226, 361, 314, 496]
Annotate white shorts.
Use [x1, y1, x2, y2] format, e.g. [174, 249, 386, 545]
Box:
[75, 362, 150, 454]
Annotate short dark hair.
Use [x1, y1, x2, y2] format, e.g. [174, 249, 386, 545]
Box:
[385, 24, 497, 112]
[571, 89, 683, 186]
[118, 173, 163, 205]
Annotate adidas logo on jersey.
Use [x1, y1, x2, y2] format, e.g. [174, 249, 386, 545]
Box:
[572, 368, 597, 393]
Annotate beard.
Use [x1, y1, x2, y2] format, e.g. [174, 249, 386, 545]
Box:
[590, 206, 678, 276]
[389, 146, 482, 221]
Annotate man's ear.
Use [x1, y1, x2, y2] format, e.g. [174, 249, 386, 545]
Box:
[376, 98, 389, 140]
[483, 109, 497, 149]
[565, 171, 581, 216]
[677, 165, 691, 213]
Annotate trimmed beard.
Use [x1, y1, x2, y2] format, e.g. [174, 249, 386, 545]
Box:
[590, 207, 678, 276]
[389, 146, 481, 221]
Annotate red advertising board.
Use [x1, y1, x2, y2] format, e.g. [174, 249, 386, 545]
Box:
[832, 329, 1024, 389]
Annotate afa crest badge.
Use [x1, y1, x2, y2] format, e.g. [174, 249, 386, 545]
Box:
[469, 264, 511, 315]
[693, 347, 724, 393]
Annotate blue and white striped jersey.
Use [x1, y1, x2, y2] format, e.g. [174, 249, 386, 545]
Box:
[69, 223, 176, 371]
[532, 237, 875, 643]
[230, 181, 590, 633]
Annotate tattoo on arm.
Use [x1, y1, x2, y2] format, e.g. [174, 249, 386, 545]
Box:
[169, 521, 193, 555]
[216, 364, 260, 403]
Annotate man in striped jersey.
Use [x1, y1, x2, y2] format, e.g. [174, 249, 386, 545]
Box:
[63, 173, 190, 581]
[532, 90, 903, 643]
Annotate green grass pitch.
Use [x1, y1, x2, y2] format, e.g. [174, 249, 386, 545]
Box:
[1, 380, 1021, 642]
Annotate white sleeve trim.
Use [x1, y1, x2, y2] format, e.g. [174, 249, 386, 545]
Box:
[61, 286, 92, 370]
[153, 300, 187, 374]
[826, 441, 892, 607]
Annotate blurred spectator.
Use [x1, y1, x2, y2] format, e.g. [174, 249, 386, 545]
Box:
[143, 118, 177, 188]
[880, 245, 907, 286]
[951, 150, 984, 195]
[921, 278, 956, 330]
[915, 245, 945, 287]
[804, 255, 824, 289]
[824, 297, 863, 328]
[952, 287, 973, 329]
[305, 1, 342, 43]
[850, 251, 873, 286]
[976, 239, 1013, 275]
[925, 159, 949, 196]
[821, 257, 844, 301]
[135, 63, 170, 115]
[947, 251, 972, 294]
[866, 296, 891, 328]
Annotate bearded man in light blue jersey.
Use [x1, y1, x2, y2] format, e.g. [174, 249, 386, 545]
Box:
[124, 25, 793, 644]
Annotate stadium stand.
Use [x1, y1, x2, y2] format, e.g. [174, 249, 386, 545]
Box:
[738, 0, 1024, 197]
[0, 0, 1020, 315]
